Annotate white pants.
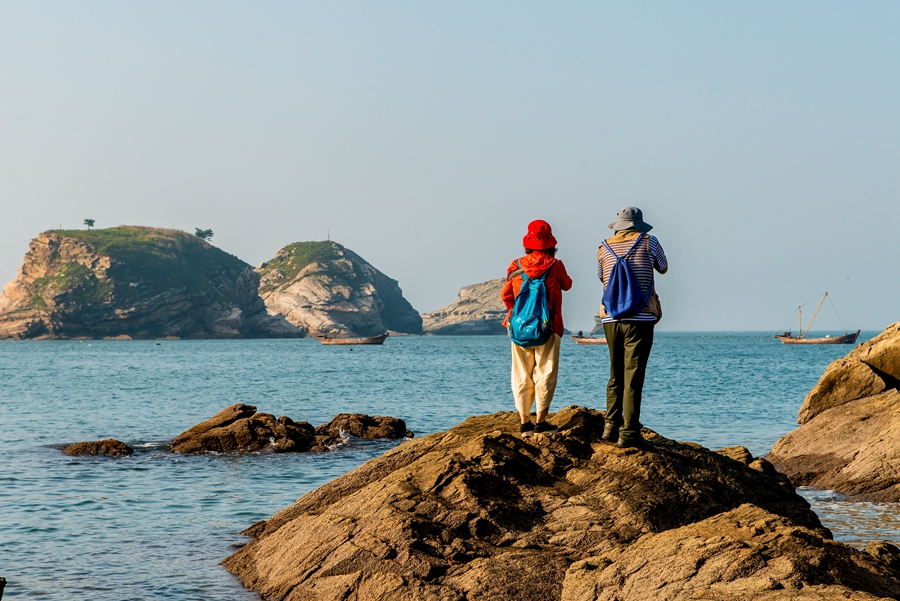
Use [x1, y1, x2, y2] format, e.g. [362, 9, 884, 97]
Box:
[510, 333, 561, 416]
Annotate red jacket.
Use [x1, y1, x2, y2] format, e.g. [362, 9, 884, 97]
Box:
[501, 252, 572, 336]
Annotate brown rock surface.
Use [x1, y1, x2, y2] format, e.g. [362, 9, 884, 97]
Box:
[768, 323, 900, 501]
[420, 279, 507, 335]
[62, 439, 134, 457]
[562, 503, 900, 601]
[170, 404, 316, 454]
[797, 322, 900, 424]
[224, 406, 844, 601]
[316, 413, 414, 441]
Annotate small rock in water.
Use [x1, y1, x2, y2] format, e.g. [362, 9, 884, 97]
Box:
[62, 439, 133, 457]
[169, 404, 316, 454]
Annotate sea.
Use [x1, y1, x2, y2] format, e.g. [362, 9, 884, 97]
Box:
[2, 333, 899, 600]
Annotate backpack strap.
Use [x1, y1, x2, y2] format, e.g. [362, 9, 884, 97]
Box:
[507, 260, 525, 282]
[601, 233, 645, 260]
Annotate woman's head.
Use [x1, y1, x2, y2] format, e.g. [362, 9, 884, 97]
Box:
[522, 220, 557, 251]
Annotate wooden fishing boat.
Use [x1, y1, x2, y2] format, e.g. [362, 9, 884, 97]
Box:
[571, 335, 608, 345]
[774, 292, 859, 345]
[316, 332, 388, 346]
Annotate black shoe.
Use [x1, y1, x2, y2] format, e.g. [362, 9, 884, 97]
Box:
[617, 437, 652, 450]
[520, 421, 534, 438]
[534, 421, 558, 435]
[601, 424, 619, 442]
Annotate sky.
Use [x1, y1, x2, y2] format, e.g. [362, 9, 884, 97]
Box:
[1, 1, 897, 332]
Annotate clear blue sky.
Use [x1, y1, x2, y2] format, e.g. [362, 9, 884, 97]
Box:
[1, 2, 897, 331]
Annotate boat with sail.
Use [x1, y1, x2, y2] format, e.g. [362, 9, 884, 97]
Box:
[774, 292, 859, 345]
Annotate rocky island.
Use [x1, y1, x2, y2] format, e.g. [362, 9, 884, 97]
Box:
[224, 406, 900, 600]
[257, 241, 422, 337]
[420, 279, 507, 335]
[769, 322, 900, 501]
[0, 227, 300, 339]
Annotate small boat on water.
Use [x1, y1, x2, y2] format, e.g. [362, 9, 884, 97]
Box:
[571, 333, 608, 345]
[774, 292, 859, 345]
[316, 332, 389, 346]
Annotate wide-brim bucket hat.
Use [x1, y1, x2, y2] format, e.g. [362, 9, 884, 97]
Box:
[523, 219, 558, 250]
[608, 206, 652, 232]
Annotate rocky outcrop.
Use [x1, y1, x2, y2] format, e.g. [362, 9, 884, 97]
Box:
[220, 406, 897, 601]
[421, 279, 507, 335]
[0, 227, 301, 340]
[170, 404, 317, 454]
[768, 323, 900, 501]
[62, 439, 134, 457]
[316, 413, 414, 441]
[257, 241, 422, 337]
[563, 503, 900, 601]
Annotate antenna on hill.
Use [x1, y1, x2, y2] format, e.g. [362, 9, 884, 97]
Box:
[327, 228, 330, 241]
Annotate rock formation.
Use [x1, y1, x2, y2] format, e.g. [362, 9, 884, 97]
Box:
[256, 241, 422, 337]
[0, 227, 301, 340]
[222, 406, 900, 600]
[170, 404, 317, 454]
[768, 323, 900, 501]
[170, 406, 414, 454]
[62, 439, 134, 457]
[421, 279, 507, 335]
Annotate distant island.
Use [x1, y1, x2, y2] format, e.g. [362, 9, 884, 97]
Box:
[420, 279, 507, 335]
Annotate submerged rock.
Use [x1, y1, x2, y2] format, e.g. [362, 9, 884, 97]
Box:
[256, 241, 422, 337]
[62, 439, 133, 457]
[170, 404, 316, 454]
[314, 413, 414, 446]
[769, 323, 900, 501]
[420, 279, 507, 335]
[0, 227, 301, 340]
[221, 406, 878, 601]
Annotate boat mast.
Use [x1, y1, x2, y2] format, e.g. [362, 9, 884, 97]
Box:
[798, 307, 802, 338]
[803, 292, 828, 339]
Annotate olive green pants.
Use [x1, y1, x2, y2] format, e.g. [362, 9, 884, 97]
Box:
[603, 321, 655, 441]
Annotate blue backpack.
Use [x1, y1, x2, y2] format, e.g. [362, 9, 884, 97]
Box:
[508, 260, 554, 347]
[601, 233, 653, 320]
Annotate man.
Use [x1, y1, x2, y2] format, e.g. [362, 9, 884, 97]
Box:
[502, 219, 573, 438]
[597, 207, 668, 449]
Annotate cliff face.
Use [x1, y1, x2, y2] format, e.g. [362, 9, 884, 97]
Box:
[420, 279, 507, 335]
[0, 227, 300, 339]
[256, 241, 422, 337]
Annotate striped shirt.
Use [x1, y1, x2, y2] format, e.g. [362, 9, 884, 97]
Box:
[597, 232, 668, 323]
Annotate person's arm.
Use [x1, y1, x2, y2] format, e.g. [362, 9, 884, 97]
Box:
[556, 260, 573, 291]
[651, 237, 668, 274]
[597, 246, 607, 285]
[501, 261, 518, 310]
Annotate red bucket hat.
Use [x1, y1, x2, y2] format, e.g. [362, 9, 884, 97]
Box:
[522, 219, 558, 250]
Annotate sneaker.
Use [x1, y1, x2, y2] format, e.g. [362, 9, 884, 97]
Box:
[601, 423, 619, 442]
[520, 421, 534, 438]
[533, 421, 558, 435]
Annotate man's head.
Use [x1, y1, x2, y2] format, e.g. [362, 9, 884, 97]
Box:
[608, 207, 652, 232]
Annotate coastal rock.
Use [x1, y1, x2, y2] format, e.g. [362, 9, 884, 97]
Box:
[769, 324, 900, 501]
[257, 241, 422, 337]
[62, 439, 133, 457]
[170, 404, 316, 454]
[421, 279, 507, 335]
[562, 503, 900, 601]
[0, 227, 302, 340]
[316, 413, 414, 440]
[224, 406, 837, 601]
[797, 322, 900, 424]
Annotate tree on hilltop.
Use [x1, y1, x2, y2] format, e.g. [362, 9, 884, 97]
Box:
[194, 228, 214, 241]
[84, 219, 95, 229]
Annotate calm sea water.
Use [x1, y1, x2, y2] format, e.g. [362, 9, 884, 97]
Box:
[1, 333, 896, 599]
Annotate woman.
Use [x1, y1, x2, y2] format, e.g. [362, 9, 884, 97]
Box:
[501, 219, 573, 438]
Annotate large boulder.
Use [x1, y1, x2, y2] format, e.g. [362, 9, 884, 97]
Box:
[170, 404, 316, 454]
[222, 406, 862, 601]
[797, 322, 900, 424]
[62, 439, 134, 457]
[769, 323, 900, 501]
[421, 279, 507, 335]
[0, 227, 301, 340]
[562, 503, 900, 601]
[257, 241, 422, 337]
